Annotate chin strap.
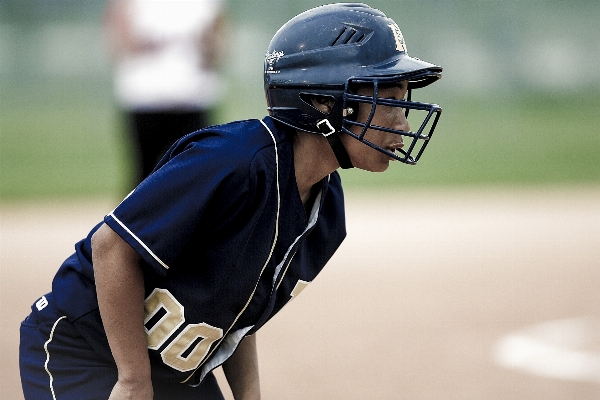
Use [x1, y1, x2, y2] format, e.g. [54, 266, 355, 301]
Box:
[316, 119, 354, 169]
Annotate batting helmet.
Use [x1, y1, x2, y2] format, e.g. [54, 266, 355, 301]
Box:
[264, 3, 442, 167]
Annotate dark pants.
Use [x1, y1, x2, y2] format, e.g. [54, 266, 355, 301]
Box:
[19, 293, 224, 400]
[127, 110, 210, 186]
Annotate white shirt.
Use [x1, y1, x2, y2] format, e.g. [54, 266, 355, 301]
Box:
[113, 0, 224, 110]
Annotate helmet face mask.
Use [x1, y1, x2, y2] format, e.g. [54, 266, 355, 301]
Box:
[264, 3, 443, 166]
[342, 76, 442, 165]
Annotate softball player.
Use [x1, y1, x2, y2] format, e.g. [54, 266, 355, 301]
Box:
[20, 3, 443, 399]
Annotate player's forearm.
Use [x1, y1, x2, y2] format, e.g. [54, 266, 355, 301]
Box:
[92, 223, 152, 387]
[223, 334, 261, 400]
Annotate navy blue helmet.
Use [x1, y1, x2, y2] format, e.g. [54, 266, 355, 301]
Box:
[264, 3, 442, 166]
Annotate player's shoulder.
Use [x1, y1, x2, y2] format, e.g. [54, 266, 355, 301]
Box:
[153, 117, 292, 186]
[218, 117, 290, 153]
[177, 117, 289, 158]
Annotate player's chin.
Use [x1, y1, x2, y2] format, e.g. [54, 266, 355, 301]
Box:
[363, 158, 391, 173]
[378, 161, 391, 172]
[352, 150, 393, 172]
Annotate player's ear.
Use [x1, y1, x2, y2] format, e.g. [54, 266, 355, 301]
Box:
[311, 95, 334, 114]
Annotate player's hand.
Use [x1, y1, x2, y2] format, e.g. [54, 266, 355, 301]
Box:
[108, 379, 153, 400]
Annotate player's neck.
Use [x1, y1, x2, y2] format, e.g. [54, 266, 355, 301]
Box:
[293, 130, 338, 205]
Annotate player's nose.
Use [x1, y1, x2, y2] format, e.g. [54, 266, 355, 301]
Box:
[395, 108, 410, 133]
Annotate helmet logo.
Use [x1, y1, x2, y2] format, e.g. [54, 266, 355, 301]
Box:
[265, 50, 285, 73]
[389, 23, 407, 53]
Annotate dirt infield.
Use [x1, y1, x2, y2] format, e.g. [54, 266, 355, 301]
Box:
[2, 187, 600, 399]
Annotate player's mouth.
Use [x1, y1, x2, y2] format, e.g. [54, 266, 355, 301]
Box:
[387, 143, 404, 160]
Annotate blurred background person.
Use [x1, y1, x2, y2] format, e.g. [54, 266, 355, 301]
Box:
[103, 0, 228, 187]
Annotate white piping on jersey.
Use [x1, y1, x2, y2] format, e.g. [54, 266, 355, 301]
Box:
[274, 188, 323, 291]
[193, 189, 324, 384]
[275, 174, 329, 291]
[44, 316, 67, 400]
[108, 212, 170, 270]
[183, 119, 281, 384]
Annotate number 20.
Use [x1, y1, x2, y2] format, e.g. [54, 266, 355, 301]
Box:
[144, 288, 223, 372]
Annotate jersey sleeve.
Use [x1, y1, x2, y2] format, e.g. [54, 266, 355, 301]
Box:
[104, 132, 251, 275]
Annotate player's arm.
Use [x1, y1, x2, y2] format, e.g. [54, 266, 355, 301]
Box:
[222, 334, 261, 400]
[92, 223, 154, 400]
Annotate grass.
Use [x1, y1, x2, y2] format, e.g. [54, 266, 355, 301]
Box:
[339, 92, 600, 188]
[1, 80, 133, 199]
[2, 82, 599, 201]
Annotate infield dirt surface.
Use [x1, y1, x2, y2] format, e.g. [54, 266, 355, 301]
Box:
[2, 186, 599, 399]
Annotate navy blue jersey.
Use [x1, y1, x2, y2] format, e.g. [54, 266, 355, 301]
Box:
[52, 117, 346, 386]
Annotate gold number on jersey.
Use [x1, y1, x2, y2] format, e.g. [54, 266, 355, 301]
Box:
[144, 288, 185, 349]
[161, 322, 223, 371]
[144, 288, 223, 372]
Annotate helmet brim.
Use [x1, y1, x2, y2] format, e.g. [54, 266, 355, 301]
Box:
[366, 54, 442, 89]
